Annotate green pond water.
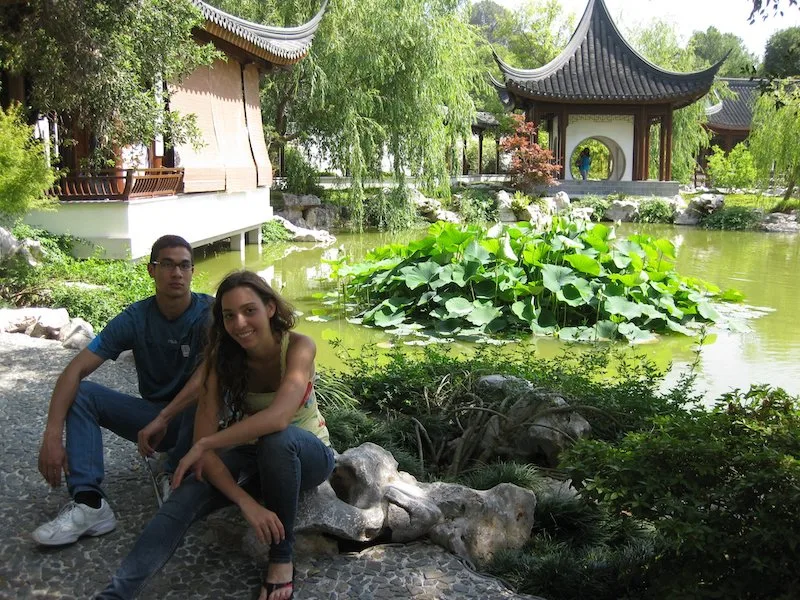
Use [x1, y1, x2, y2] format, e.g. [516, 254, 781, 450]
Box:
[194, 224, 800, 402]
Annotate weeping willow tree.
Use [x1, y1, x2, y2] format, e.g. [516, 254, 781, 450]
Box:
[750, 79, 800, 199]
[215, 0, 487, 229]
[628, 20, 715, 183]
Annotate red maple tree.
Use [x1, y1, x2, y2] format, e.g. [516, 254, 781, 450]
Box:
[500, 114, 561, 188]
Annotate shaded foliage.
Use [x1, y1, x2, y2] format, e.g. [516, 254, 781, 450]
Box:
[0, 0, 216, 160]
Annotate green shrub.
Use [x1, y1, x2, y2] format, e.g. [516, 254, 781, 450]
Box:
[700, 205, 763, 230]
[706, 143, 757, 190]
[283, 146, 322, 195]
[0, 104, 57, 222]
[488, 526, 655, 599]
[458, 461, 544, 491]
[4, 226, 153, 329]
[452, 186, 497, 223]
[635, 197, 674, 223]
[571, 195, 609, 221]
[564, 385, 800, 599]
[261, 219, 293, 242]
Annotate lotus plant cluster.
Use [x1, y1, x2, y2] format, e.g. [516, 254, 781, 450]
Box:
[328, 217, 743, 343]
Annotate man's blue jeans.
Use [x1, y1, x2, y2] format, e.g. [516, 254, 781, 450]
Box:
[96, 426, 335, 600]
[66, 380, 196, 497]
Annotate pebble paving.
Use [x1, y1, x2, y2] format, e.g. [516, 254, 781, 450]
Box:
[0, 332, 540, 600]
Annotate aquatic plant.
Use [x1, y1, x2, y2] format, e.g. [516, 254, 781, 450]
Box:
[328, 217, 743, 343]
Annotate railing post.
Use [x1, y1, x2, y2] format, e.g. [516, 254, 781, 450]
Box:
[121, 169, 135, 200]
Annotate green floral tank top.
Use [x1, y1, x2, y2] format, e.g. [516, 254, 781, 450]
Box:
[242, 333, 330, 446]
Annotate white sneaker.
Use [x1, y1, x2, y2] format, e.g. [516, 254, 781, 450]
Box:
[155, 472, 172, 506]
[32, 500, 117, 546]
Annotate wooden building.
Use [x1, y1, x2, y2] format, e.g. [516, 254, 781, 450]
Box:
[705, 77, 759, 153]
[19, 0, 326, 259]
[491, 0, 723, 182]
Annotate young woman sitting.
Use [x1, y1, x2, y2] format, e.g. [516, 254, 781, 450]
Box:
[96, 270, 334, 600]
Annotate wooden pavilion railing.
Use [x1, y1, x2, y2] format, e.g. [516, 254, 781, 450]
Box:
[55, 168, 184, 201]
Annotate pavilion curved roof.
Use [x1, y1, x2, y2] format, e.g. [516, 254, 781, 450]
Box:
[706, 78, 759, 132]
[193, 0, 327, 65]
[493, 0, 723, 108]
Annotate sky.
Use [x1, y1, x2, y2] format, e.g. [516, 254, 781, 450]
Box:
[493, 0, 800, 58]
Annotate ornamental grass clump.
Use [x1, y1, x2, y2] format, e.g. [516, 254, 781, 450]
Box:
[329, 216, 742, 343]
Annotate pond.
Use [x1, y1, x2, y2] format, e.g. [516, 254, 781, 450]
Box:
[194, 224, 800, 402]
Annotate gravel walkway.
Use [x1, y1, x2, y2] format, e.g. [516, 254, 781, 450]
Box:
[0, 332, 538, 600]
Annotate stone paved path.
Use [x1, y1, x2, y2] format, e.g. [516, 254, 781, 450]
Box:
[0, 332, 539, 599]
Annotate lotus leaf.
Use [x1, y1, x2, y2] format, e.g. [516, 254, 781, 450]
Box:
[400, 261, 440, 290]
[542, 264, 578, 293]
[565, 254, 602, 276]
[467, 301, 502, 326]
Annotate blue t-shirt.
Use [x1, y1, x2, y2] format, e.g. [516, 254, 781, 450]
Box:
[87, 292, 214, 402]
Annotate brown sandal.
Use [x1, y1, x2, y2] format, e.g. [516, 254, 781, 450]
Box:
[258, 566, 294, 600]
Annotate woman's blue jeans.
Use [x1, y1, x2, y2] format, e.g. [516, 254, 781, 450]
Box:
[67, 381, 196, 497]
[96, 426, 335, 600]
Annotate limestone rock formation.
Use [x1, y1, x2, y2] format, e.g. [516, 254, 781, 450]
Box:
[243, 442, 537, 566]
[605, 199, 639, 222]
[476, 375, 591, 466]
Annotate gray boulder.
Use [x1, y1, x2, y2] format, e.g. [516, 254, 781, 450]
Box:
[0, 226, 37, 269]
[605, 199, 639, 222]
[242, 442, 536, 566]
[476, 375, 591, 466]
[60, 317, 96, 350]
[424, 481, 536, 566]
[553, 191, 571, 212]
[271, 216, 335, 244]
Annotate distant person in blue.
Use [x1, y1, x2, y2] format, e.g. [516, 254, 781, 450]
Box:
[33, 234, 214, 547]
[578, 147, 592, 181]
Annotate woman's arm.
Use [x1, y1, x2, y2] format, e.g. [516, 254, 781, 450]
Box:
[194, 333, 316, 453]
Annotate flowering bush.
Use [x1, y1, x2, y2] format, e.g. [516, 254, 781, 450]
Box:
[500, 114, 561, 188]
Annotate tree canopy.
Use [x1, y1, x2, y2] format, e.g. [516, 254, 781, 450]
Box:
[215, 0, 486, 225]
[763, 26, 800, 76]
[749, 80, 800, 198]
[0, 0, 217, 164]
[628, 19, 713, 183]
[688, 27, 759, 76]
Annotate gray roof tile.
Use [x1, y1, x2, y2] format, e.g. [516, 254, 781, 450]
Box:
[495, 0, 721, 107]
[706, 78, 759, 131]
[193, 0, 326, 64]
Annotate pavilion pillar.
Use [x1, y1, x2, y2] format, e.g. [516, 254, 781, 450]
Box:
[495, 137, 500, 174]
[664, 107, 674, 181]
[558, 110, 568, 179]
[633, 107, 649, 181]
[462, 138, 468, 175]
[478, 131, 484, 175]
[658, 115, 667, 181]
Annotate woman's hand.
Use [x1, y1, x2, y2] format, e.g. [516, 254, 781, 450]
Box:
[239, 497, 285, 545]
[171, 440, 209, 489]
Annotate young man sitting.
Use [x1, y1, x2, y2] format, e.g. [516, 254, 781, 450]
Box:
[33, 234, 214, 546]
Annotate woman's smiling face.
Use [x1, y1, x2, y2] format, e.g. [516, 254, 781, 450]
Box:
[220, 285, 276, 349]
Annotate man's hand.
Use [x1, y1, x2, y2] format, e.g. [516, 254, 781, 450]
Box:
[138, 414, 168, 457]
[239, 497, 285, 545]
[38, 432, 69, 488]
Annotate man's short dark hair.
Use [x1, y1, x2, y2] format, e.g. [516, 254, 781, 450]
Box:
[149, 235, 193, 264]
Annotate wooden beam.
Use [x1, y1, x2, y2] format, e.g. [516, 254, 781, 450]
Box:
[665, 107, 674, 181]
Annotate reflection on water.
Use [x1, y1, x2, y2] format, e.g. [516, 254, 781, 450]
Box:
[195, 224, 800, 402]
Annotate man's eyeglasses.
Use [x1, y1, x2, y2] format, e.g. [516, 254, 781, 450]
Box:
[151, 260, 193, 272]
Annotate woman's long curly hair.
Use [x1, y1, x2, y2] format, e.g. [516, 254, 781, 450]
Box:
[203, 270, 296, 422]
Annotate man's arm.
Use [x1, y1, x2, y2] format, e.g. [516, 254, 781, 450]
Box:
[137, 362, 205, 457]
[38, 348, 106, 487]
